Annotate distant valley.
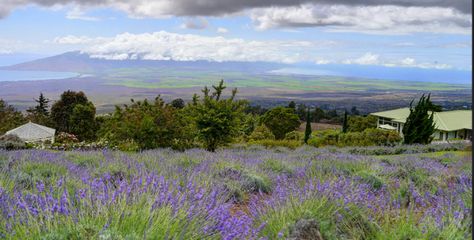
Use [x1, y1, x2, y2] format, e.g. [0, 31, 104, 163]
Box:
[0, 52, 471, 113]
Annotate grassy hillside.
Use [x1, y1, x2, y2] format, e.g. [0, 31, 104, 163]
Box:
[0, 143, 471, 239]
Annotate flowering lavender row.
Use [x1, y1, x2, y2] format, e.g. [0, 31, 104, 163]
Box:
[0, 144, 471, 239]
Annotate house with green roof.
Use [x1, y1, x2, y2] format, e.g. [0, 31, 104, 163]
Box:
[370, 108, 472, 141]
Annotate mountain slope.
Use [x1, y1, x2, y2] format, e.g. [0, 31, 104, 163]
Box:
[2, 51, 285, 73]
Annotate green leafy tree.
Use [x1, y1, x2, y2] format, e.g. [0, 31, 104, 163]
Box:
[326, 109, 338, 119]
[312, 107, 326, 123]
[261, 106, 300, 140]
[304, 107, 312, 144]
[348, 115, 377, 132]
[427, 101, 442, 112]
[342, 110, 348, 133]
[350, 106, 360, 115]
[191, 80, 246, 152]
[249, 125, 275, 141]
[100, 96, 195, 150]
[288, 101, 296, 110]
[26, 93, 52, 126]
[402, 94, 436, 144]
[70, 102, 97, 141]
[296, 103, 307, 120]
[51, 91, 89, 133]
[170, 98, 185, 109]
[0, 99, 26, 135]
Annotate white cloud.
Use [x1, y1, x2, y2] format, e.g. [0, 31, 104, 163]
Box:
[53, 31, 337, 63]
[53, 35, 108, 44]
[217, 27, 228, 33]
[0, 49, 13, 54]
[180, 17, 208, 29]
[52, 32, 457, 70]
[342, 52, 379, 65]
[0, 38, 34, 54]
[251, 4, 471, 34]
[66, 7, 100, 21]
[338, 53, 453, 69]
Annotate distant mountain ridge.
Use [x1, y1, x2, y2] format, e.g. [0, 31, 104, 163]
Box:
[2, 51, 285, 73]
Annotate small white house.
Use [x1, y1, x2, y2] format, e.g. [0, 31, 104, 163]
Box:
[370, 108, 472, 141]
[5, 122, 56, 143]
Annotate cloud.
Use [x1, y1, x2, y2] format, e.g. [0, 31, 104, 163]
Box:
[52, 32, 456, 70]
[338, 52, 453, 69]
[251, 4, 471, 34]
[53, 31, 336, 63]
[66, 7, 100, 21]
[217, 27, 228, 33]
[0, 38, 32, 54]
[0, 49, 13, 54]
[180, 17, 208, 29]
[0, 0, 471, 20]
[53, 35, 108, 44]
[342, 52, 379, 65]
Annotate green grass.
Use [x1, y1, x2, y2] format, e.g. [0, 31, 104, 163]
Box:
[99, 68, 470, 91]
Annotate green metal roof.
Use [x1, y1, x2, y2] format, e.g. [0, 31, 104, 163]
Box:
[433, 110, 472, 131]
[370, 108, 472, 131]
[370, 108, 410, 122]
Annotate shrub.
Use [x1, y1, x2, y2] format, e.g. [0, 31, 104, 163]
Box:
[261, 107, 300, 139]
[0, 134, 26, 150]
[261, 159, 294, 176]
[284, 131, 302, 141]
[249, 125, 275, 141]
[308, 129, 401, 147]
[56, 132, 79, 144]
[249, 139, 302, 149]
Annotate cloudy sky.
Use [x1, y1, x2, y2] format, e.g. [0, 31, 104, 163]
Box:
[0, 0, 471, 70]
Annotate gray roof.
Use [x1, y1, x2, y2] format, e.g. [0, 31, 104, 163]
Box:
[5, 122, 55, 141]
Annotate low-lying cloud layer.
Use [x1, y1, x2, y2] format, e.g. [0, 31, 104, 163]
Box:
[53, 31, 457, 69]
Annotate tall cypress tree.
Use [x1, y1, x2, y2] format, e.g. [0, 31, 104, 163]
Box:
[34, 93, 50, 116]
[402, 94, 436, 144]
[26, 93, 52, 126]
[304, 107, 312, 144]
[342, 110, 348, 133]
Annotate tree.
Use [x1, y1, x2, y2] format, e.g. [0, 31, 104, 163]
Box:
[26, 93, 52, 126]
[0, 99, 26, 135]
[326, 109, 338, 119]
[100, 96, 195, 150]
[296, 103, 307, 121]
[51, 91, 89, 133]
[249, 125, 275, 141]
[342, 110, 348, 133]
[170, 98, 185, 109]
[350, 106, 360, 115]
[402, 94, 436, 144]
[426, 101, 442, 112]
[261, 106, 300, 140]
[304, 107, 312, 144]
[312, 107, 325, 123]
[288, 101, 296, 110]
[191, 80, 246, 152]
[348, 115, 377, 132]
[70, 102, 97, 141]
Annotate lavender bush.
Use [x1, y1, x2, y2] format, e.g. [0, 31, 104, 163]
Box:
[0, 142, 471, 239]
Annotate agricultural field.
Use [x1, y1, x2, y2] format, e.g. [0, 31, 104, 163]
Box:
[0, 143, 471, 239]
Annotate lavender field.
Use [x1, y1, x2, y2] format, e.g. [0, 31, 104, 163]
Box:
[0, 143, 471, 239]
